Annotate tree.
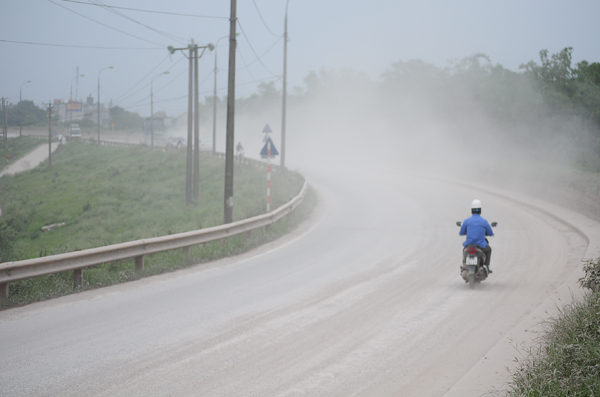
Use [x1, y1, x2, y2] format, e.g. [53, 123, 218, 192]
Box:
[7, 100, 46, 126]
[109, 106, 144, 130]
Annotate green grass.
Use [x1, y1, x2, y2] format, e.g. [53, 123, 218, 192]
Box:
[499, 258, 600, 396]
[0, 142, 304, 260]
[1, 187, 317, 309]
[0, 142, 314, 308]
[0, 136, 46, 173]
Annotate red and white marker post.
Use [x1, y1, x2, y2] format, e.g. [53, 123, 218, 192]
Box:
[266, 140, 271, 212]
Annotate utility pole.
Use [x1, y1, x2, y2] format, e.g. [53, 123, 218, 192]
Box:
[76, 66, 80, 101]
[97, 66, 114, 142]
[212, 43, 219, 155]
[20, 80, 31, 137]
[281, 0, 291, 174]
[186, 44, 194, 204]
[193, 44, 201, 201]
[224, 0, 237, 224]
[168, 42, 214, 205]
[2, 98, 7, 144]
[47, 101, 53, 166]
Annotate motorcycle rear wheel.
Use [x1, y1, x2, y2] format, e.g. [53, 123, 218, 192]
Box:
[468, 274, 476, 289]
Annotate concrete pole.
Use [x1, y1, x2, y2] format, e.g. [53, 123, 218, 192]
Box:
[150, 83, 154, 148]
[224, 0, 237, 224]
[280, 0, 291, 174]
[193, 44, 200, 201]
[212, 45, 218, 154]
[186, 44, 194, 205]
[48, 101, 53, 166]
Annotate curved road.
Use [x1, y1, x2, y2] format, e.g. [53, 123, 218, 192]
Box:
[0, 160, 598, 396]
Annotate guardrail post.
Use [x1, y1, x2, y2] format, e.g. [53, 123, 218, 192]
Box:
[135, 255, 144, 272]
[0, 282, 8, 299]
[182, 246, 190, 258]
[73, 268, 83, 287]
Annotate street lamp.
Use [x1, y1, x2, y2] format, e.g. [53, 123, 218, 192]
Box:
[151, 71, 169, 148]
[280, 0, 292, 173]
[19, 80, 31, 137]
[70, 74, 84, 129]
[213, 34, 238, 154]
[97, 66, 113, 142]
[70, 75, 84, 103]
[20, 80, 31, 102]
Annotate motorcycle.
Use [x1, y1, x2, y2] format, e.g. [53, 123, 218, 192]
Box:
[455, 221, 497, 289]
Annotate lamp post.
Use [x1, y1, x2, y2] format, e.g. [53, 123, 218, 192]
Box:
[97, 66, 113, 142]
[70, 75, 84, 103]
[20, 80, 30, 102]
[150, 71, 169, 148]
[19, 80, 31, 137]
[69, 74, 84, 129]
[280, 0, 292, 173]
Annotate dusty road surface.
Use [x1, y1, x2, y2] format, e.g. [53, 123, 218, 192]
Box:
[0, 159, 597, 396]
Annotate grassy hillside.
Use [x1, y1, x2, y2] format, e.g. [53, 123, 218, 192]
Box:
[0, 141, 311, 308]
[0, 142, 304, 261]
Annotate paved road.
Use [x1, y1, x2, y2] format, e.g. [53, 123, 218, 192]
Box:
[0, 141, 60, 216]
[0, 141, 60, 177]
[1, 156, 598, 396]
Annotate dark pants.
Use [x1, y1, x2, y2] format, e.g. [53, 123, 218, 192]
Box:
[482, 245, 492, 268]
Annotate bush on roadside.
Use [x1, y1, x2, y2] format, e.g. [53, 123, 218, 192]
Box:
[502, 258, 600, 396]
[579, 257, 600, 293]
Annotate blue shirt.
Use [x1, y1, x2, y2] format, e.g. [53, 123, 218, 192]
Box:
[459, 214, 494, 248]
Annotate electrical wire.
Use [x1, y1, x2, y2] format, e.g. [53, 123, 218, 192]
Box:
[122, 74, 281, 110]
[0, 39, 161, 50]
[62, 0, 228, 19]
[236, 20, 280, 77]
[236, 48, 258, 83]
[113, 54, 173, 103]
[251, 0, 282, 38]
[47, 0, 164, 47]
[123, 67, 212, 109]
[114, 55, 187, 105]
[236, 36, 282, 72]
[86, 0, 188, 45]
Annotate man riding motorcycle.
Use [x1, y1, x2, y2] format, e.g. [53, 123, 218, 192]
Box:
[459, 199, 494, 273]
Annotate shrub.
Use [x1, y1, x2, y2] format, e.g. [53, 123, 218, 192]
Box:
[579, 257, 600, 293]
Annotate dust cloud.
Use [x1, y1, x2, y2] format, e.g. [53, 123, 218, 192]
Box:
[219, 58, 600, 220]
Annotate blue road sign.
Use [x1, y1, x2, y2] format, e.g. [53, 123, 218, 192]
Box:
[260, 137, 279, 158]
[263, 124, 273, 134]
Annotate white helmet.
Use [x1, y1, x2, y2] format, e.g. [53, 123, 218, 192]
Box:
[471, 199, 482, 209]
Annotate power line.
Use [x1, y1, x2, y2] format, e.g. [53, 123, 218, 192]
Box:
[237, 20, 280, 77]
[114, 54, 187, 105]
[47, 0, 164, 47]
[251, 0, 282, 38]
[113, 54, 174, 103]
[62, 0, 228, 19]
[87, 0, 188, 44]
[122, 75, 281, 110]
[236, 36, 282, 72]
[0, 39, 161, 50]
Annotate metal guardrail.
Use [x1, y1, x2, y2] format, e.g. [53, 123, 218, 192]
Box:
[0, 179, 307, 299]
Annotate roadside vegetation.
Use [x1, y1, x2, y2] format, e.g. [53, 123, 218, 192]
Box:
[0, 136, 46, 173]
[499, 258, 600, 396]
[0, 142, 311, 308]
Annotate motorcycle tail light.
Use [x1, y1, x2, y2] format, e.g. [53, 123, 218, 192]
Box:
[467, 247, 477, 255]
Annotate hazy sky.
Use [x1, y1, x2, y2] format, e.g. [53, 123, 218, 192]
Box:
[1, 0, 599, 117]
